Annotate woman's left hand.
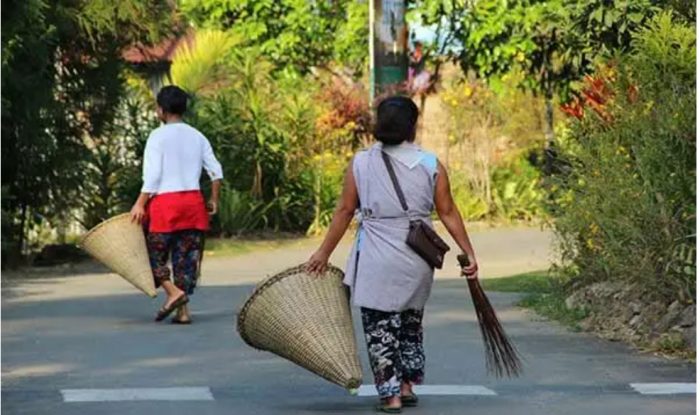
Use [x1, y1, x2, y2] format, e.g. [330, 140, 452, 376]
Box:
[207, 198, 218, 215]
[306, 250, 330, 276]
[461, 253, 479, 280]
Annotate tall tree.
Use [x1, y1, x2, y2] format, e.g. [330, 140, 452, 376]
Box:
[1, 0, 175, 261]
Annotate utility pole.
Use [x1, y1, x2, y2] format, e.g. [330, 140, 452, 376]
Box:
[369, 0, 408, 106]
[368, 0, 376, 106]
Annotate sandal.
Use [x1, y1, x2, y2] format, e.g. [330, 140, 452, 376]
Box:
[171, 317, 192, 325]
[400, 393, 418, 407]
[154, 294, 189, 322]
[375, 403, 402, 414]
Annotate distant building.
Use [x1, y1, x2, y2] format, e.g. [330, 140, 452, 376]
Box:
[122, 30, 194, 94]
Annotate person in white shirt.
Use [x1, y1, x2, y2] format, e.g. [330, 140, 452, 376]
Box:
[130, 85, 223, 324]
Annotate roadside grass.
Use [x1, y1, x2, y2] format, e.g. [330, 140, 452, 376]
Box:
[482, 271, 588, 330]
[204, 234, 308, 257]
[655, 332, 689, 354]
[483, 272, 695, 361]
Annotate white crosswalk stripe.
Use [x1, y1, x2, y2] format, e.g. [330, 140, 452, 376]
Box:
[57, 383, 697, 402]
[356, 384, 497, 396]
[61, 387, 214, 402]
[630, 383, 696, 395]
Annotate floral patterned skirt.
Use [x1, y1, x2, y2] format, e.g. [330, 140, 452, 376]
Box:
[146, 230, 204, 295]
[360, 307, 425, 398]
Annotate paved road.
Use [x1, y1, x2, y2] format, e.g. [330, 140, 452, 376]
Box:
[2, 227, 695, 414]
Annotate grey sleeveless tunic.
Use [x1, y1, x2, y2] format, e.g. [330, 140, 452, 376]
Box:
[344, 142, 439, 312]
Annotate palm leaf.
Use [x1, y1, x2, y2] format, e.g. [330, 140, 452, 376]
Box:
[168, 29, 241, 96]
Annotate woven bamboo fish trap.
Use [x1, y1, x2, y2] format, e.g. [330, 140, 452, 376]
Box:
[237, 264, 363, 390]
[79, 213, 157, 298]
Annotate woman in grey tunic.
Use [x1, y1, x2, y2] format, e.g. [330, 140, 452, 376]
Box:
[307, 96, 479, 413]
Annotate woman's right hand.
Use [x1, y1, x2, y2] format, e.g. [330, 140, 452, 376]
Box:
[306, 250, 330, 276]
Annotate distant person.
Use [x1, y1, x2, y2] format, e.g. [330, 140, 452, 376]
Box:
[409, 41, 430, 94]
[130, 85, 223, 325]
[409, 41, 426, 77]
[306, 96, 479, 413]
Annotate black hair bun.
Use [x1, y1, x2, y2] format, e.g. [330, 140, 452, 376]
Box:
[374, 96, 419, 145]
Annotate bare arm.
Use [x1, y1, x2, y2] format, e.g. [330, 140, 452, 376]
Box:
[131, 135, 160, 224]
[202, 137, 223, 215]
[306, 162, 359, 274]
[130, 192, 151, 223]
[434, 161, 479, 278]
[208, 179, 222, 215]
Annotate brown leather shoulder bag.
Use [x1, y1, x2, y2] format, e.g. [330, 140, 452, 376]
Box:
[381, 151, 450, 269]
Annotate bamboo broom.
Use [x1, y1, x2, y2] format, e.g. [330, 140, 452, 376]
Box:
[458, 254, 523, 377]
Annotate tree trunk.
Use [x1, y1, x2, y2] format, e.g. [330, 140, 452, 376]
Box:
[252, 161, 263, 198]
[18, 203, 27, 257]
[311, 137, 326, 235]
[484, 159, 492, 207]
[312, 168, 322, 234]
[544, 91, 556, 175]
[544, 95, 555, 147]
[56, 212, 67, 244]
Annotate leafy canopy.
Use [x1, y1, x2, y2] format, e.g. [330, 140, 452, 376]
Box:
[180, 0, 367, 75]
[411, 0, 663, 99]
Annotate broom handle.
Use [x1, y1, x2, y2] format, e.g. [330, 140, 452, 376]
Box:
[457, 253, 470, 272]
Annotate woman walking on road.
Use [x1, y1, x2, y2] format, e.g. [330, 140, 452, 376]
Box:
[130, 85, 223, 324]
[306, 96, 479, 413]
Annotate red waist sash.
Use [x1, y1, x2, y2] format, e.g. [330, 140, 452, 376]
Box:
[147, 191, 208, 233]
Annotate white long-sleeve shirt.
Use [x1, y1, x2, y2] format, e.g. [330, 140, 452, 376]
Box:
[141, 122, 223, 194]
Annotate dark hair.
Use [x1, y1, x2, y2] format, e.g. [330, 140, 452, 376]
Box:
[156, 85, 188, 115]
[374, 96, 419, 145]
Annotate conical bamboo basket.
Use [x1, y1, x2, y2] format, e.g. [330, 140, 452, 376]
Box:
[79, 213, 157, 298]
[237, 264, 363, 390]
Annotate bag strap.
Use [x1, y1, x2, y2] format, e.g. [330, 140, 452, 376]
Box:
[381, 151, 409, 212]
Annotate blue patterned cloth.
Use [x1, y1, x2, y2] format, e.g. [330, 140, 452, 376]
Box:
[147, 230, 204, 295]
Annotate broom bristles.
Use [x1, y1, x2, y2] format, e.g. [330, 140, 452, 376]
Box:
[459, 255, 523, 377]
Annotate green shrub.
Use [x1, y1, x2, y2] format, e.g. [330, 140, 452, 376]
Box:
[185, 50, 362, 235]
[549, 12, 696, 303]
[449, 171, 490, 221]
[441, 70, 547, 223]
[214, 183, 274, 236]
[656, 332, 687, 353]
[491, 155, 544, 221]
[188, 54, 313, 233]
[306, 152, 349, 235]
[449, 154, 543, 223]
